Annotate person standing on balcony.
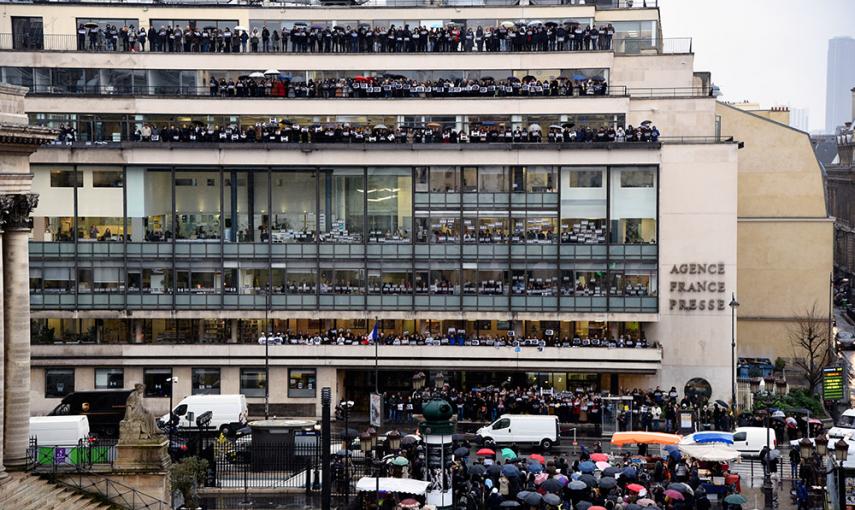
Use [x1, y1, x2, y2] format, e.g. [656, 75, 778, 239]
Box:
[77, 24, 86, 51]
[261, 26, 270, 52]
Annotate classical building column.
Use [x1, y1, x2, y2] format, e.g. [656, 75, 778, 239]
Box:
[2, 193, 37, 470]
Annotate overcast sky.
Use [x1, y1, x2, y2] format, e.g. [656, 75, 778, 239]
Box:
[656, 0, 855, 132]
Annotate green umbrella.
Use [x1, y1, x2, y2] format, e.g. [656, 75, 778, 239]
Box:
[391, 456, 409, 466]
[501, 448, 517, 460]
[723, 494, 747, 505]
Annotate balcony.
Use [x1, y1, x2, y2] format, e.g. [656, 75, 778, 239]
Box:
[32, 343, 663, 373]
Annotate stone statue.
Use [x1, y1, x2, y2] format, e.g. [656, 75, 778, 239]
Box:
[119, 383, 164, 443]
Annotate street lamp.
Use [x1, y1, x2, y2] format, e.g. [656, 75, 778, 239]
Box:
[434, 372, 445, 390]
[835, 438, 849, 463]
[799, 436, 814, 462]
[412, 372, 426, 391]
[387, 430, 402, 452]
[166, 376, 179, 457]
[729, 293, 739, 412]
[815, 434, 829, 457]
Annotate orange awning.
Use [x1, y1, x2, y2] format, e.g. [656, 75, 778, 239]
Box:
[610, 431, 682, 446]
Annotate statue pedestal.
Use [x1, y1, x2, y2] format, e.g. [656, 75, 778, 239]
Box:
[115, 439, 170, 472]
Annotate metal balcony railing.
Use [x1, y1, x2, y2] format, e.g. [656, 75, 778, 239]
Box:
[0, 0, 657, 7]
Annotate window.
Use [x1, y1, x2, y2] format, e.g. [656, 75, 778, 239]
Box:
[45, 368, 74, 398]
[620, 169, 655, 188]
[568, 170, 603, 188]
[240, 368, 267, 398]
[684, 377, 712, 402]
[92, 171, 124, 188]
[288, 369, 316, 398]
[192, 368, 221, 395]
[95, 367, 124, 389]
[732, 432, 747, 442]
[492, 418, 510, 430]
[50, 170, 82, 188]
[143, 368, 172, 398]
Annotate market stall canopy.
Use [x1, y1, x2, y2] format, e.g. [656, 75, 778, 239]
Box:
[681, 431, 734, 445]
[356, 477, 430, 495]
[611, 432, 682, 446]
[677, 443, 741, 462]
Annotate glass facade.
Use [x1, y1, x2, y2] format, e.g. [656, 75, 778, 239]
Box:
[29, 164, 658, 314]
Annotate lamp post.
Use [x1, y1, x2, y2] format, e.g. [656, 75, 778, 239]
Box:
[166, 376, 178, 458]
[835, 438, 849, 505]
[729, 293, 739, 413]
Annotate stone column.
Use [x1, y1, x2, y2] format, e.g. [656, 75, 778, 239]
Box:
[0, 218, 6, 481]
[133, 320, 144, 344]
[2, 194, 37, 470]
[229, 319, 239, 344]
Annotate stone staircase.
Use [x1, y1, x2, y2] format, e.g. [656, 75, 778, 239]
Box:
[0, 472, 114, 509]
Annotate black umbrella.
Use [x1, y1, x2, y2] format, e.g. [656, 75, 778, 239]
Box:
[452, 433, 467, 442]
[522, 75, 537, 82]
[715, 399, 729, 408]
[602, 466, 621, 477]
[500, 501, 521, 508]
[667, 482, 693, 495]
[524, 492, 543, 506]
[487, 464, 502, 477]
[625, 505, 642, 510]
[401, 435, 419, 446]
[83, 21, 99, 29]
[576, 501, 593, 510]
[598, 477, 618, 490]
[542, 478, 563, 493]
[543, 493, 561, 506]
[469, 464, 486, 477]
[579, 473, 597, 487]
[516, 491, 532, 501]
[454, 447, 470, 458]
[568, 480, 587, 491]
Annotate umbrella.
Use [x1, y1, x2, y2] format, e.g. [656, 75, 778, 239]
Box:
[522, 75, 537, 82]
[579, 474, 597, 488]
[579, 461, 596, 473]
[637, 499, 657, 508]
[486, 464, 502, 477]
[391, 456, 409, 466]
[724, 494, 747, 505]
[335, 449, 350, 457]
[589, 507, 607, 510]
[527, 461, 544, 473]
[542, 478, 563, 493]
[543, 493, 561, 506]
[264, 69, 280, 76]
[534, 472, 549, 485]
[400, 499, 419, 509]
[664, 489, 685, 501]
[83, 21, 99, 29]
[249, 72, 265, 79]
[549, 124, 563, 130]
[469, 464, 486, 477]
[598, 477, 617, 490]
[529, 453, 545, 464]
[477, 448, 495, 456]
[500, 21, 516, 28]
[576, 503, 593, 510]
[527, 20, 544, 26]
[373, 124, 390, 131]
[625, 505, 642, 510]
[454, 447, 470, 458]
[590, 453, 609, 462]
[502, 464, 521, 478]
[715, 399, 729, 408]
[234, 26, 247, 32]
[426, 122, 442, 129]
[452, 433, 468, 442]
[401, 435, 419, 446]
[622, 466, 638, 479]
[626, 483, 645, 493]
[501, 501, 521, 508]
[640, 120, 653, 126]
[501, 448, 517, 460]
[602, 467, 621, 477]
[507, 76, 520, 82]
[524, 492, 543, 506]
[667, 482, 694, 495]
[568, 480, 587, 491]
[527, 123, 542, 133]
[595, 461, 610, 471]
[517, 491, 532, 501]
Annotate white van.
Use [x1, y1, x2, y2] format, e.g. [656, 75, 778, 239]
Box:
[476, 415, 560, 449]
[732, 427, 777, 457]
[30, 415, 90, 446]
[828, 408, 855, 440]
[160, 395, 248, 434]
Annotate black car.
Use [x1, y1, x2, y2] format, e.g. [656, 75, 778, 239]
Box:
[48, 389, 134, 439]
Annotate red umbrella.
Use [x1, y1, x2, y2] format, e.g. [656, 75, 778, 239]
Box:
[589, 507, 607, 510]
[477, 448, 496, 456]
[400, 499, 420, 509]
[529, 453, 546, 463]
[589, 453, 608, 462]
[626, 483, 645, 493]
[664, 489, 685, 501]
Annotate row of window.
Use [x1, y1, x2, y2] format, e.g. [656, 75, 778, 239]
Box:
[43, 367, 316, 399]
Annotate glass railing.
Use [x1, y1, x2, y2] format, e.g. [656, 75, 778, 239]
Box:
[0, 0, 657, 8]
[0, 34, 687, 54]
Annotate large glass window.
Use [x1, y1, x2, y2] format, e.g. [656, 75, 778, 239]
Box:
[526, 166, 557, 193]
[430, 166, 459, 193]
[95, 368, 124, 389]
[478, 166, 508, 193]
[240, 368, 267, 398]
[50, 170, 82, 188]
[45, 368, 74, 398]
[288, 369, 316, 398]
[366, 167, 412, 242]
[144, 368, 172, 397]
[225, 170, 266, 243]
[561, 166, 607, 244]
[320, 168, 364, 243]
[192, 368, 221, 395]
[610, 167, 657, 244]
[271, 170, 316, 242]
[127, 169, 172, 242]
[175, 170, 221, 240]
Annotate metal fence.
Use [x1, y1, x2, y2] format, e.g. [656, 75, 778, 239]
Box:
[27, 437, 118, 472]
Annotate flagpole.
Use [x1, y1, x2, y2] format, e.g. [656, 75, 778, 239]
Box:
[374, 315, 379, 395]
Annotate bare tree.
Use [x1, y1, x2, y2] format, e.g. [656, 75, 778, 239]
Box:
[789, 304, 833, 393]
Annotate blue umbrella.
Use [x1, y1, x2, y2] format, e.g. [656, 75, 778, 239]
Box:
[622, 466, 638, 479]
[572, 73, 587, 81]
[692, 431, 734, 445]
[666, 449, 682, 461]
[517, 490, 532, 501]
[502, 464, 521, 478]
[663, 444, 679, 453]
[579, 461, 596, 474]
[527, 461, 544, 473]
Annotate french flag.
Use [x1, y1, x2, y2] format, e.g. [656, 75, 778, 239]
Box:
[367, 321, 380, 343]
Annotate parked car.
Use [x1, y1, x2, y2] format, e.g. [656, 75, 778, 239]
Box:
[47, 389, 133, 439]
[159, 394, 248, 434]
[732, 426, 777, 457]
[30, 415, 90, 446]
[838, 330, 855, 350]
[476, 414, 560, 449]
[828, 408, 855, 440]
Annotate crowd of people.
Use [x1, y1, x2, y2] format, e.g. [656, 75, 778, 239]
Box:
[204, 75, 610, 98]
[258, 330, 653, 350]
[53, 121, 661, 145]
[77, 21, 619, 54]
